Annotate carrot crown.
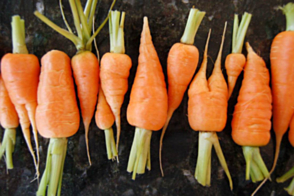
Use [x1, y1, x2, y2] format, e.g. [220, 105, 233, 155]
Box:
[280, 2, 294, 31]
[180, 8, 205, 45]
[109, 10, 126, 54]
[34, 0, 116, 52]
[11, 15, 28, 54]
[232, 12, 252, 54]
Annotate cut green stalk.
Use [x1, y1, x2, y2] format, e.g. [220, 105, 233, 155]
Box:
[109, 11, 126, 54]
[69, 0, 83, 40]
[11, 16, 28, 54]
[104, 128, 118, 161]
[87, 0, 98, 32]
[242, 146, 269, 182]
[180, 8, 205, 45]
[59, 0, 73, 33]
[75, 0, 91, 40]
[36, 138, 67, 196]
[195, 132, 233, 190]
[277, 166, 294, 195]
[84, 0, 93, 19]
[232, 12, 252, 53]
[127, 128, 152, 180]
[280, 3, 294, 31]
[0, 128, 16, 170]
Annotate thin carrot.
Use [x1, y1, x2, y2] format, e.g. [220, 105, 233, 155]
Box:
[95, 88, 117, 160]
[187, 24, 232, 189]
[225, 12, 251, 97]
[36, 50, 80, 196]
[126, 17, 168, 180]
[34, 0, 116, 165]
[100, 10, 132, 152]
[231, 42, 272, 183]
[252, 3, 294, 195]
[1, 15, 40, 178]
[159, 7, 205, 177]
[0, 75, 19, 170]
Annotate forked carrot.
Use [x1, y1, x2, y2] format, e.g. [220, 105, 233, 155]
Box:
[126, 17, 168, 180]
[159, 7, 205, 177]
[231, 42, 272, 183]
[100, 10, 132, 152]
[1, 15, 40, 178]
[34, 0, 116, 165]
[187, 24, 232, 189]
[36, 50, 80, 196]
[0, 75, 19, 170]
[225, 12, 252, 97]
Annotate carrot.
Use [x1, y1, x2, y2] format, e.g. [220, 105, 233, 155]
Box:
[100, 10, 132, 152]
[252, 3, 294, 195]
[34, 0, 116, 165]
[126, 17, 168, 180]
[36, 50, 80, 196]
[225, 12, 251, 97]
[187, 24, 233, 189]
[1, 15, 40, 178]
[231, 42, 272, 183]
[95, 88, 118, 160]
[159, 7, 205, 177]
[0, 75, 19, 170]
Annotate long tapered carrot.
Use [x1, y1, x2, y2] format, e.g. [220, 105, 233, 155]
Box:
[225, 12, 251, 97]
[252, 3, 294, 195]
[34, 0, 116, 165]
[188, 24, 232, 189]
[126, 17, 168, 180]
[159, 7, 205, 177]
[232, 42, 272, 183]
[0, 76, 19, 170]
[1, 15, 40, 179]
[36, 50, 80, 196]
[95, 88, 117, 160]
[100, 11, 132, 152]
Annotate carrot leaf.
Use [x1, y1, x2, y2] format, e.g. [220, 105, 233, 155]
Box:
[36, 138, 67, 196]
[195, 132, 233, 190]
[0, 128, 16, 170]
[104, 128, 118, 161]
[280, 2, 294, 31]
[180, 8, 205, 45]
[127, 128, 152, 180]
[11, 16, 28, 54]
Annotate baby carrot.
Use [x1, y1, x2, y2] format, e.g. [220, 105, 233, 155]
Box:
[188, 24, 232, 189]
[159, 7, 205, 176]
[126, 17, 168, 180]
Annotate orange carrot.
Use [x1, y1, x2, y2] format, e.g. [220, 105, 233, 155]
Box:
[126, 17, 168, 180]
[231, 42, 272, 183]
[159, 7, 205, 177]
[34, 0, 116, 165]
[1, 15, 40, 178]
[95, 88, 117, 160]
[0, 75, 19, 170]
[187, 25, 232, 189]
[225, 12, 251, 97]
[100, 11, 132, 152]
[36, 50, 80, 196]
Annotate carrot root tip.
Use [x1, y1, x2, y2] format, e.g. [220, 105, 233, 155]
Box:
[104, 128, 118, 161]
[36, 138, 67, 196]
[127, 128, 152, 180]
[0, 128, 16, 170]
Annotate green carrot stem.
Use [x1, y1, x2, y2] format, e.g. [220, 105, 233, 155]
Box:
[180, 8, 205, 45]
[195, 132, 233, 190]
[75, 0, 91, 40]
[104, 127, 118, 161]
[11, 16, 28, 54]
[277, 166, 294, 183]
[59, 0, 73, 33]
[111, 11, 120, 52]
[84, 0, 93, 19]
[232, 12, 252, 53]
[36, 138, 67, 196]
[285, 178, 294, 195]
[280, 2, 294, 31]
[0, 128, 16, 170]
[68, 0, 83, 40]
[111, 11, 126, 54]
[87, 0, 98, 32]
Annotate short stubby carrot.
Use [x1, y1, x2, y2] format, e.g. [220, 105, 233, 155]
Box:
[231, 42, 272, 183]
[225, 12, 251, 97]
[36, 50, 80, 196]
[95, 88, 117, 160]
[126, 17, 168, 180]
[0, 75, 19, 170]
[35, 0, 116, 165]
[159, 8, 205, 176]
[187, 25, 232, 189]
[1, 15, 40, 178]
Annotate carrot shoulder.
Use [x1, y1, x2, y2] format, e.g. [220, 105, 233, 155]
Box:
[126, 17, 168, 180]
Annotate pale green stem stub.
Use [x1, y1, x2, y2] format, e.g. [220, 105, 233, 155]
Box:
[104, 127, 118, 161]
[0, 128, 16, 170]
